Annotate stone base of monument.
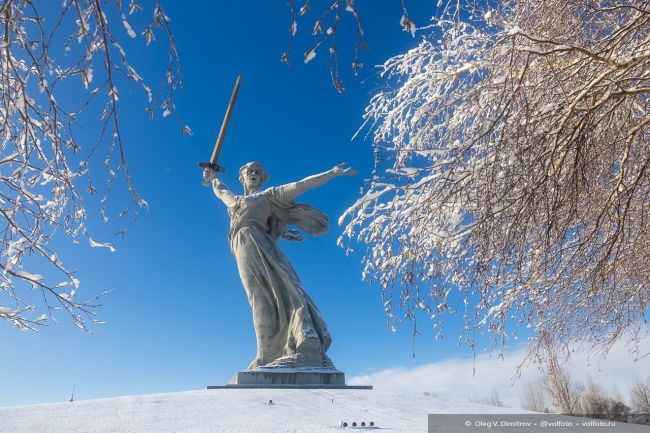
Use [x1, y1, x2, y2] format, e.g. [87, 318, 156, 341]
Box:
[207, 368, 372, 389]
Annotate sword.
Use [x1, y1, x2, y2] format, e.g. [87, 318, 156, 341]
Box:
[199, 74, 242, 183]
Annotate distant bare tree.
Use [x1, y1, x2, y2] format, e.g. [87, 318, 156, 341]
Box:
[340, 0, 650, 360]
[544, 367, 584, 415]
[520, 379, 548, 413]
[607, 398, 630, 422]
[582, 376, 612, 418]
[631, 377, 650, 423]
[0, 0, 183, 331]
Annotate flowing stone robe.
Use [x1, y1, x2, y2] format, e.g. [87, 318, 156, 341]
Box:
[226, 185, 333, 369]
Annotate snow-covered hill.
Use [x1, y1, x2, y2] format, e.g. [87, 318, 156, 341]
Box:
[0, 388, 530, 433]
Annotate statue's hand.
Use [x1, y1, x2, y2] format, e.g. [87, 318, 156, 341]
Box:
[203, 167, 217, 185]
[332, 162, 358, 177]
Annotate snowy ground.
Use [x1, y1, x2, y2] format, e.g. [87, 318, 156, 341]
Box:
[0, 388, 531, 433]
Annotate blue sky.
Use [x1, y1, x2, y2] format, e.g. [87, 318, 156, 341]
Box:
[2, 0, 476, 407]
[10, 0, 650, 409]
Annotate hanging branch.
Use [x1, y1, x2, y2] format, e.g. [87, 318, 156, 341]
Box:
[340, 0, 650, 362]
[283, 0, 414, 93]
[0, 0, 182, 331]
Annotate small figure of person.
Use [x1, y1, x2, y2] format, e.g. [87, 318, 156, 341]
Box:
[203, 162, 357, 369]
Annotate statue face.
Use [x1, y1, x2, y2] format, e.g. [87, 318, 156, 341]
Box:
[244, 166, 262, 188]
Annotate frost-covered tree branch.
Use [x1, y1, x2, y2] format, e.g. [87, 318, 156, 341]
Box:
[340, 0, 649, 361]
[0, 0, 183, 331]
[282, 0, 415, 93]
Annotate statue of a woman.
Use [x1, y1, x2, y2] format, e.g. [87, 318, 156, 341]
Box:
[204, 162, 356, 369]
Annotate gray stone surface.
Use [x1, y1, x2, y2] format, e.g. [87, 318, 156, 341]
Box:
[207, 384, 373, 389]
[234, 368, 345, 386]
[204, 162, 356, 370]
[206, 367, 373, 389]
[206, 368, 372, 389]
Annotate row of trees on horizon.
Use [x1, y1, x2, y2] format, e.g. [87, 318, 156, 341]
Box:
[521, 371, 650, 425]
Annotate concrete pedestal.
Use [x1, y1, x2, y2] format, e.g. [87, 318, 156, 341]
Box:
[207, 368, 372, 389]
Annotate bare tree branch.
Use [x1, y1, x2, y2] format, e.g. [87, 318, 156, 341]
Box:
[340, 0, 650, 362]
[0, 0, 182, 331]
[283, 0, 414, 93]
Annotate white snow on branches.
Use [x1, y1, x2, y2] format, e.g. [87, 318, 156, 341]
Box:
[89, 238, 117, 253]
[341, 0, 650, 361]
[0, 0, 181, 331]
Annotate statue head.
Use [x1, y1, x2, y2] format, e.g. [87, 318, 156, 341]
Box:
[239, 161, 269, 194]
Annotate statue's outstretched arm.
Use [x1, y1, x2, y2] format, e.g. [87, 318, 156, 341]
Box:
[204, 168, 237, 207]
[281, 163, 357, 201]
